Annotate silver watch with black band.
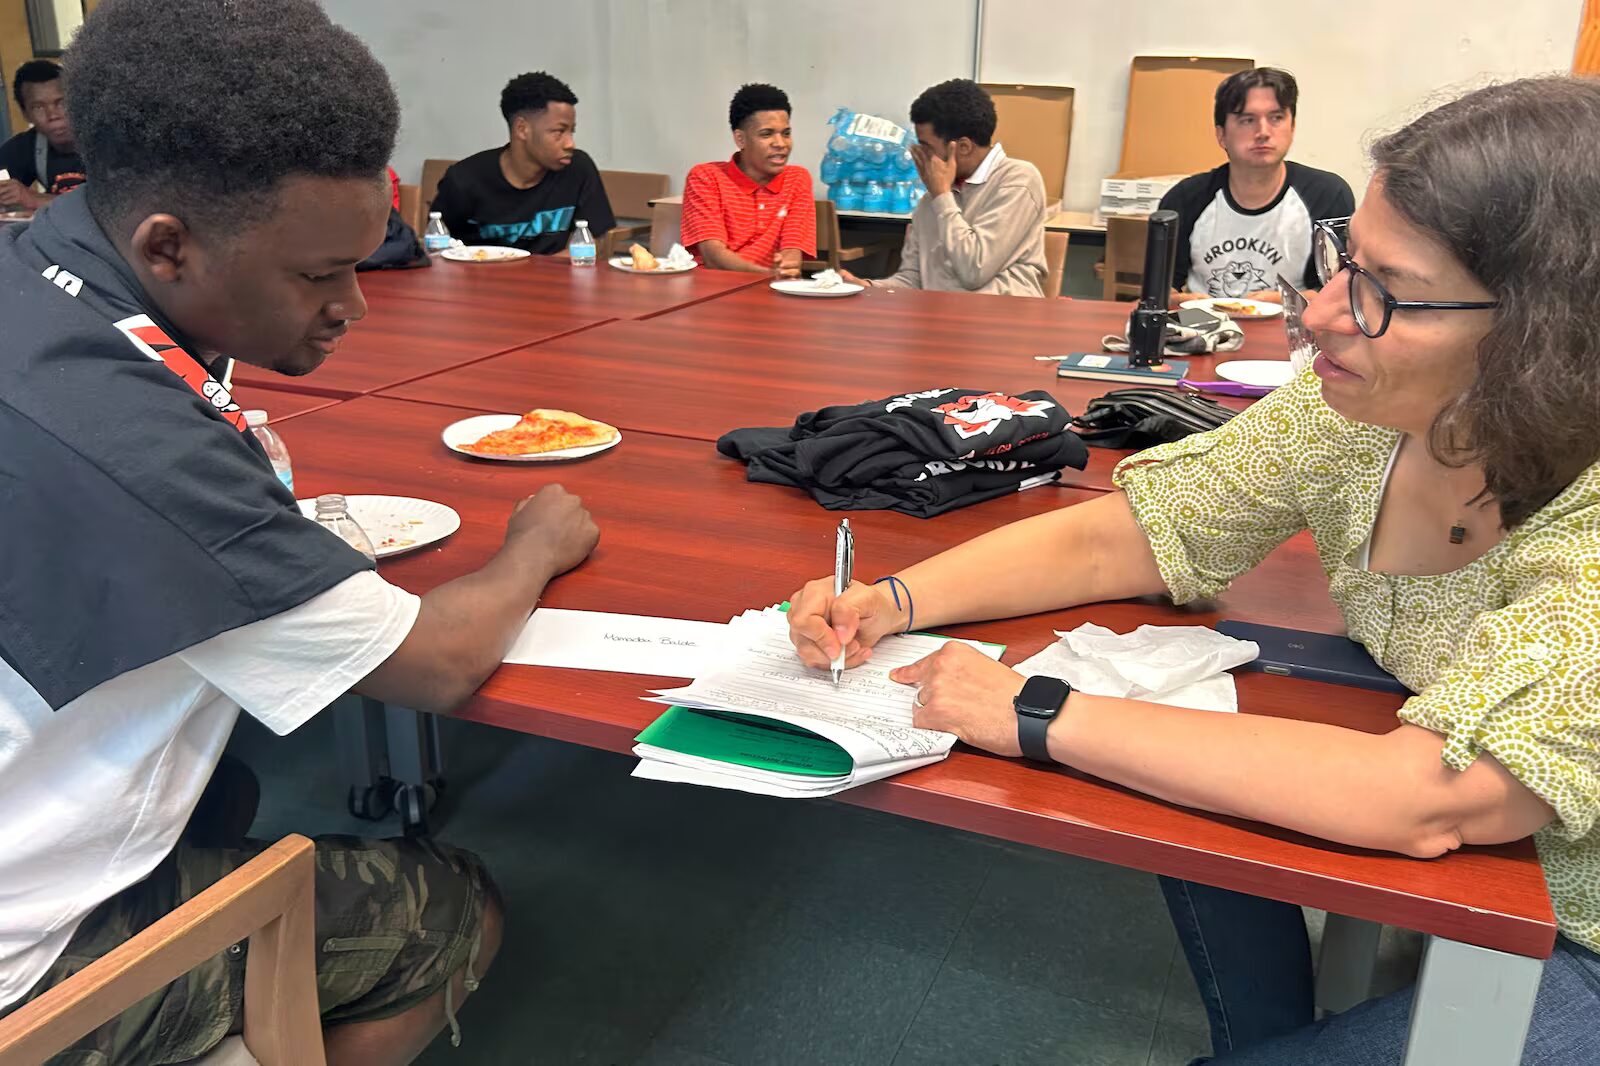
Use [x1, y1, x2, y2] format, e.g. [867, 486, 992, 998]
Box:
[1014, 675, 1072, 763]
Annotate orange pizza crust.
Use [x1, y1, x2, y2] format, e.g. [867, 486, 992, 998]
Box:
[462, 409, 620, 456]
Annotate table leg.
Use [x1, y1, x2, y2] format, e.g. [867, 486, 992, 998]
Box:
[1315, 913, 1381, 1014]
[335, 697, 445, 834]
[1403, 935, 1542, 1065]
[337, 696, 393, 820]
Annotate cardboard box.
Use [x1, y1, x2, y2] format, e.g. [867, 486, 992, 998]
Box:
[1119, 55, 1254, 177]
[1093, 56, 1254, 224]
[980, 82, 1075, 211]
[1095, 173, 1187, 224]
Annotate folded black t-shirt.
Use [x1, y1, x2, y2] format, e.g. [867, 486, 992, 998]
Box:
[718, 388, 1087, 518]
[430, 146, 615, 254]
[0, 129, 85, 195]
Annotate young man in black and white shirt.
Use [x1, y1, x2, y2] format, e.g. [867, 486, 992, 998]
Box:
[1159, 68, 1353, 304]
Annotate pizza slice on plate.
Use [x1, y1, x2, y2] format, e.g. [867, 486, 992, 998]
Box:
[463, 409, 619, 456]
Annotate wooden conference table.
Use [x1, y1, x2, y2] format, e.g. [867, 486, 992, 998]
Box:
[233, 255, 766, 399]
[268, 263, 1550, 1065]
[382, 283, 1283, 492]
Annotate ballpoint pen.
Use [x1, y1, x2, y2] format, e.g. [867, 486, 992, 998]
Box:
[831, 518, 853, 685]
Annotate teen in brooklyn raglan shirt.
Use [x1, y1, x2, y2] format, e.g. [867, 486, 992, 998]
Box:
[1161, 160, 1353, 298]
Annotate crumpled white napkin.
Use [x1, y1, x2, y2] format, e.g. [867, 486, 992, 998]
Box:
[661, 243, 694, 270]
[809, 268, 844, 289]
[1014, 623, 1260, 712]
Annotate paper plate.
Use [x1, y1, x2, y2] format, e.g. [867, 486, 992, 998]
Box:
[297, 495, 460, 558]
[441, 413, 623, 462]
[440, 246, 531, 263]
[770, 279, 865, 298]
[1214, 360, 1295, 388]
[607, 256, 697, 275]
[1180, 297, 1283, 319]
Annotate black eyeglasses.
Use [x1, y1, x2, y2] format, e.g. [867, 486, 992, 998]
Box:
[1312, 217, 1498, 339]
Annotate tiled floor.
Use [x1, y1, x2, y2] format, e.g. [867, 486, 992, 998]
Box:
[235, 706, 1420, 1065]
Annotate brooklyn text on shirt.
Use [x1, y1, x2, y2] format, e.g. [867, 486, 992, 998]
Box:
[1202, 235, 1286, 268]
[917, 456, 1048, 480]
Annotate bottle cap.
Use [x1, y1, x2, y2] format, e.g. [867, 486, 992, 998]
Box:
[575, 220, 588, 227]
[429, 211, 442, 218]
[243, 409, 269, 427]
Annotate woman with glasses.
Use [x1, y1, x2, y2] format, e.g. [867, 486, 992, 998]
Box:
[786, 76, 1600, 1064]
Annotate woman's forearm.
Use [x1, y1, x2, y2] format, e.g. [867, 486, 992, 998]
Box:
[894, 491, 1167, 628]
[1048, 696, 1552, 857]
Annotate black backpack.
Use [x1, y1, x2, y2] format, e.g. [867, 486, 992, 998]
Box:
[357, 207, 431, 272]
[1072, 387, 1237, 449]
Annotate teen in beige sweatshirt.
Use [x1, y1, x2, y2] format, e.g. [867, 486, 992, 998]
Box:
[845, 80, 1048, 298]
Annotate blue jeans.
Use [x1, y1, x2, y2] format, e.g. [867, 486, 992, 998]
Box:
[1160, 877, 1600, 1065]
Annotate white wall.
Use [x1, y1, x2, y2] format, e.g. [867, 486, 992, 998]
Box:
[325, 0, 1582, 211]
[980, 0, 1583, 210]
[323, 0, 976, 196]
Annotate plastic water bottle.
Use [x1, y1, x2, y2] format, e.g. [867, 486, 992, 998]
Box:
[819, 156, 841, 183]
[313, 494, 377, 563]
[568, 220, 597, 266]
[423, 211, 452, 255]
[890, 181, 913, 214]
[835, 181, 862, 211]
[862, 180, 888, 212]
[244, 410, 294, 493]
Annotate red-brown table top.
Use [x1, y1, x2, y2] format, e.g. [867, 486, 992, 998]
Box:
[234, 256, 767, 399]
[382, 287, 1287, 491]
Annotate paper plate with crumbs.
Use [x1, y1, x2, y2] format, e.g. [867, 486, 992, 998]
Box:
[770, 278, 865, 298]
[443, 409, 623, 462]
[1180, 297, 1283, 319]
[606, 257, 696, 274]
[296, 495, 460, 557]
[441, 245, 531, 263]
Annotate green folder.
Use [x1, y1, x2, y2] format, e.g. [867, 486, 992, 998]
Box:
[636, 706, 852, 777]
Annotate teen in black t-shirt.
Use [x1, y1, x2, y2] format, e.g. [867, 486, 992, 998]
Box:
[0, 61, 84, 209]
[430, 71, 614, 254]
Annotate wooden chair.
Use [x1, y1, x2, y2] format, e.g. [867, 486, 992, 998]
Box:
[1043, 230, 1071, 299]
[648, 198, 682, 255]
[397, 183, 422, 234]
[0, 836, 324, 1066]
[419, 158, 457, 219]
[1102, 215, 1149, 301]
[806, 200, 896, 274]
[599, 170, 670, 258]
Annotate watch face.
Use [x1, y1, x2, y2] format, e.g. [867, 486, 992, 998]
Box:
[1017, 676, 1071, 717]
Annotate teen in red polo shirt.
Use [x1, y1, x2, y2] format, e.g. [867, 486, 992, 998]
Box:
[681, 83, 816, 276]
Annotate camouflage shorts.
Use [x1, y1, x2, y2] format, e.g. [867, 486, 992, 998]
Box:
[8, 833, 497, 1065]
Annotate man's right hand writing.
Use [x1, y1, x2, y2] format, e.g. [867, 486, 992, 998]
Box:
[505, 484, 599, 578]
[787, 576, 907, 670]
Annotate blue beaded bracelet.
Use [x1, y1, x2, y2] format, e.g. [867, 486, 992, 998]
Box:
[874, 576, 914, 634]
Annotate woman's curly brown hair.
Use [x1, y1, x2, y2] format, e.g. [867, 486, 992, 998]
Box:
[1373, 76, 1600, 528]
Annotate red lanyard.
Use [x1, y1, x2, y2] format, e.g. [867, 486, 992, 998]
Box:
[113, 313, 247, 432]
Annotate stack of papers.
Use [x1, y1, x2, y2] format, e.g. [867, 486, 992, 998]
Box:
[633, 606, 1003, 798]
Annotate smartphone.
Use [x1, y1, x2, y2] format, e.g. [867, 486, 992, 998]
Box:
[1173, 307, 1223, 332]
[1216, 620, 1412, 695]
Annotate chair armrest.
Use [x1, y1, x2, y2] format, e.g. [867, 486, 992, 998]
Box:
[0, 835, 323, 1066]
